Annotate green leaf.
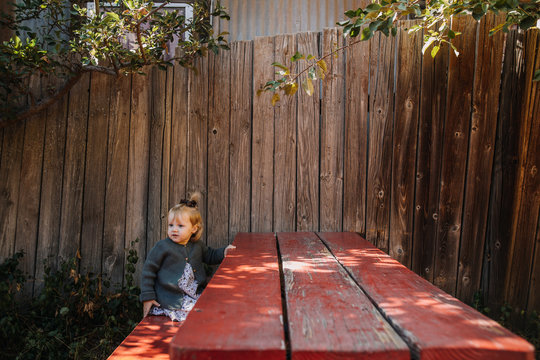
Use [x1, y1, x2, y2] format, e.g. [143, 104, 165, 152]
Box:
[431, 45, 440, 58]
[271, 62, 289, 71]
[448, 29, 456, 39]
[291, 51, 304, 62]
[360, 26, 373, 41]
[519, 16, 536, 30]
[533, 69, 540, 82]
[365, 3, 382, 12]
[60, 307, 69, 316]
[345, 9, 357, 18]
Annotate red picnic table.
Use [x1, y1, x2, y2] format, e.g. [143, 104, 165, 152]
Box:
[109, 232, 535, 360]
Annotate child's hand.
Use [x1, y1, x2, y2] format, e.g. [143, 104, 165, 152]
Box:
[143, 300, 160, 317]
[224, 245, 236, 257]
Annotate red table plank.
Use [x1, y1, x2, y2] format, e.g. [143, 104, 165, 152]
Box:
[169, 232, 286, 360]
[108, 315, 180, 359]
[278, 232, 410, 360]
[319, 232, 535, 360]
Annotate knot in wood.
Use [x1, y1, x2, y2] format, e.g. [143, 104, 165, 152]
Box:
[378, 190, 384, 199]
[432, 213, 438, 220]
[406, 99, 414, 109]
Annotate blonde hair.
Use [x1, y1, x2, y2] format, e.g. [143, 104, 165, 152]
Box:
[168, 191, 203, 242]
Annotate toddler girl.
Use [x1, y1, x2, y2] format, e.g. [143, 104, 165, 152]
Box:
[140, 191, 235, 321]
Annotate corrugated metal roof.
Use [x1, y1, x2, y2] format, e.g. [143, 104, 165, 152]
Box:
[214, 0, 369, 41]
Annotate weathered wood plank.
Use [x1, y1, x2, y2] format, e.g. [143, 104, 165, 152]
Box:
[187, 57, 208, 242]
[126, 70, 150, 278]
[320, 27, 345, 232]
[296, 32, 319, 232]
[170, 233, 285, 360]
[528, 212, 540, 312]
[457, 14, 505, 303]
[109, 316, 181, 360]
[278, 232, 409, 359]
[161, 66, 173, 239]
[169, 64, 189, 208]
[80, 72, 111, 274]
[484, 28, 525, 309]
[320, 232, 535, 360]
[103, 73, 131, 288]
[343, 35, 369, 234]
[506, 29, 540, 311]
[208, 49, 231, 248]
[366, 32, 395, 251]
[411, 31, 449, 282]
[34, 76, 68, 293]
[433, 16, 477, 295]
[229, 41, 252, 240]
[389, 22, 421, 268]
[251, 36, 275, 232]
[14, 74, 45, 296]
[147, 67, 167, 250]
[59, 73, 90, 263]
[273, 34, 297, 232]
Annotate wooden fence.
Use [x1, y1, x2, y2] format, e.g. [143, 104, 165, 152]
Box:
[0, 16, 538, 314]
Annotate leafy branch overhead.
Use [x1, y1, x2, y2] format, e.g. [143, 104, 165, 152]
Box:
[0, 0, 230, 126]
[260, 0, 540, 103]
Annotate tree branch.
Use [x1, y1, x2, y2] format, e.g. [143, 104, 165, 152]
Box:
[0, 72, 83, 128]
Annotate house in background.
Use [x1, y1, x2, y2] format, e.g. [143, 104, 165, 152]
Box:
[214, 0, 368, 41]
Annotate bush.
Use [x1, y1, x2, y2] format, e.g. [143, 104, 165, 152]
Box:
[0, 242, 142, 360]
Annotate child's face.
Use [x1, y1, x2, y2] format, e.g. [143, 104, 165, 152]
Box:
[167, 212, 198, 245]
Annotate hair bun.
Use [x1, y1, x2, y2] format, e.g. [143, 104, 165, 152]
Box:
[188, 191, 203, 207]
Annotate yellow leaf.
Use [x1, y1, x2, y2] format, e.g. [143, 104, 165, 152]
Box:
[271, 92, 280, 106]
[317, 59, 327, 73]
[302, 78, 314, 96]
[315, 66, 325, 80]
[284, 83, 298, 96]
[256, 88, 264, 97]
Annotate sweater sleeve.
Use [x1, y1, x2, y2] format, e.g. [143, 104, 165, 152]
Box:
[201, 243, 226, 265]
[140, 242, 165, 302]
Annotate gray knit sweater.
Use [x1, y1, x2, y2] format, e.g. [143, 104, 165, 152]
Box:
[140, 238, 226, 310]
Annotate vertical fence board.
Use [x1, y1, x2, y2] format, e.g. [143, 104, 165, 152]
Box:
[59, 73, 90, 263]
[528, 212, 540, 311]
[80, 72, 110, 274]
[412, 38, 449, 282]
[252, 36, 275, 232]
[434, 16, 477, 295]
[0, 121, 24, 260]
[484, 28, 525, 308]
[187, 57, 209, 242]
[320, 28, 344, 232]
[457, 14, 505, 303]
[274, 34, 297, 232]
[147, 68, 167, 250]
[102, 74, 131, 288]
[161, 67, 173, 239]
[390, 23, 421, 267]
[169, 65, 189, 208]
[208, 50, 231, 248]
[35, 77, 68, 293]
[14, 75, 45, 296]
[127, 70, 150, 278]
[229, 41, 252, 240]
[343, 36, 369, 234]
[506, 30, 540, 311]
[296, 32, 320, 231]
[366, 33, 395, 251]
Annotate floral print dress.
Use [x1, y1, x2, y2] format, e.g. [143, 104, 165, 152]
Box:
[149, 263, 200, 322]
